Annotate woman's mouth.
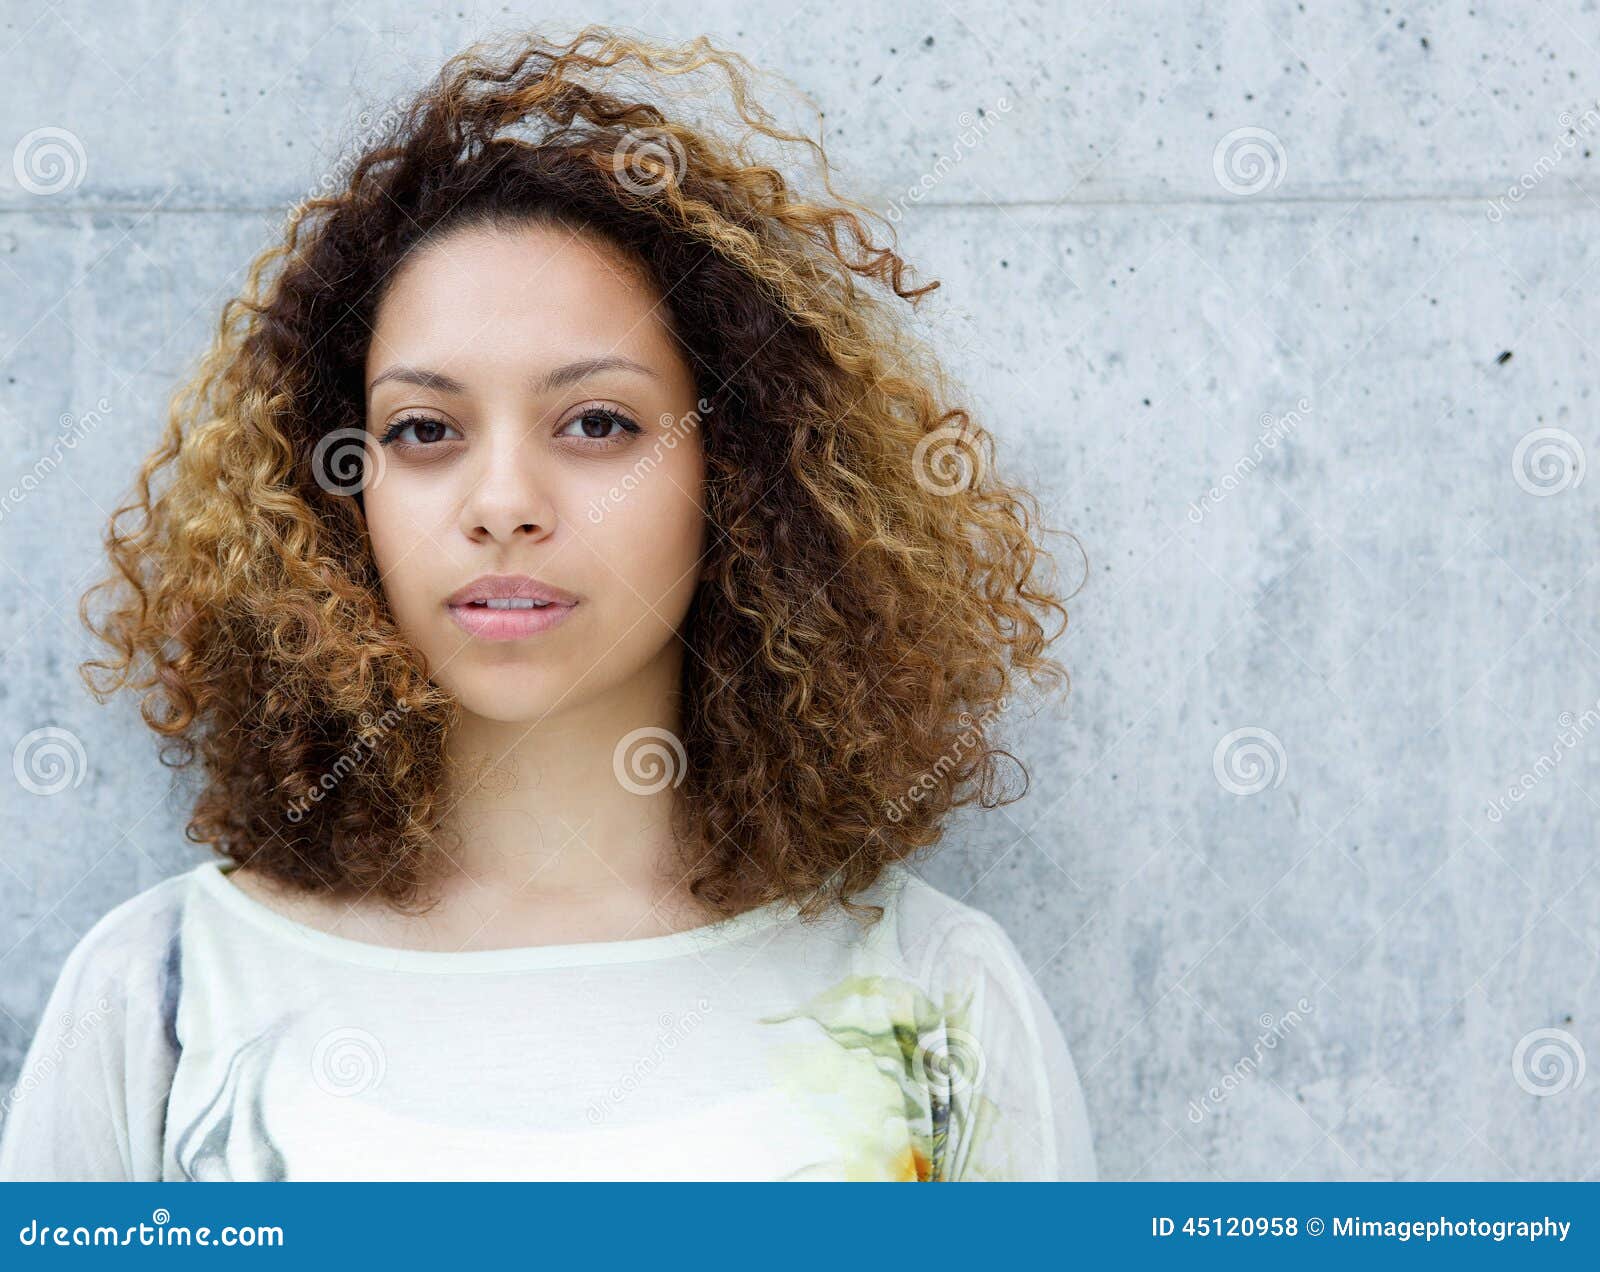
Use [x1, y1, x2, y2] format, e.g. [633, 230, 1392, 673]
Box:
[447, 598, 577, 640]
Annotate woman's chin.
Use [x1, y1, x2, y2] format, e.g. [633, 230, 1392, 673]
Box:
[446, 685, 571, 726]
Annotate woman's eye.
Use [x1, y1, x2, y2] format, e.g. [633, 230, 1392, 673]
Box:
[376, 408, 641, 449]
[378, 415, 459, 447]
[558, 407, 642, 443]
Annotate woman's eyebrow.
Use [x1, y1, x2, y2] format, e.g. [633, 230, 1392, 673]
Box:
[367, 355, 660, 396]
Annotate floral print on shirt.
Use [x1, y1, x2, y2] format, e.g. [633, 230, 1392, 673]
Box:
[759, 972, 1001, 1181]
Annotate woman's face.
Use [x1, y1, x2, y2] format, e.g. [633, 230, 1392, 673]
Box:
[359, 221, 709, 724]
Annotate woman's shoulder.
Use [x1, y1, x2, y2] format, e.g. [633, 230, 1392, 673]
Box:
[0, 866, 203, 1180]
[882, 863, 1005, 933]
[64, 866, 193, 962]
[822, 862, 1099, 1180]
[852, 861, 1031, 984]
[29, 863, 235, 1034]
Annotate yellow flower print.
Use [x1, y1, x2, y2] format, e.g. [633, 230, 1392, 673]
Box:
[760, 973, 1000, 1181]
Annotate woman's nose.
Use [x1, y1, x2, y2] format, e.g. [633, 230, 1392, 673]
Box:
[460, 430, 558, 542]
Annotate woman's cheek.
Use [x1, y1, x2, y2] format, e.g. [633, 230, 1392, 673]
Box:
[619, 466, 705, 598]
[365, 480, 445, 630]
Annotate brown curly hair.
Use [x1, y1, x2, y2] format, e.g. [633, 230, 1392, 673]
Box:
[78, 24, 1079, 927]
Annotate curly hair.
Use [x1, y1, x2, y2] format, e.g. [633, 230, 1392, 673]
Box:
[78, 24, 1079, 928]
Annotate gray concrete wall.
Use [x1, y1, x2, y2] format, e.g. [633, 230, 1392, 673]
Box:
[2, 2, 1596, 1179]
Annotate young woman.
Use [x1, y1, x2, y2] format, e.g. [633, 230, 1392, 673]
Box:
[0, 26, 1096, 1182]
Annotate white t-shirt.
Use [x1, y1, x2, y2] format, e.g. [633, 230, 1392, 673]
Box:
[0, 858, 1097, 1182]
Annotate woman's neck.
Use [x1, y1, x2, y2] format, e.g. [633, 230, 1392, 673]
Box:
[421, 648, 714, 937]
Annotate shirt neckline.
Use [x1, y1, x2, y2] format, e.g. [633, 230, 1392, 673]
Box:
[192, 859, 798, 973]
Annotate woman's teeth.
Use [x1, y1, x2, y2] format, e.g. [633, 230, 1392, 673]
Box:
[472, 598, 550, 609]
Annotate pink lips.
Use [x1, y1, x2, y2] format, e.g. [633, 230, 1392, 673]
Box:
[445, 573, 580, 641]
[448, 600, 576, 641]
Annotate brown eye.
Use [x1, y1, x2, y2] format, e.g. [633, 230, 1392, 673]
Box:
[379, 415, 460, 447]
[557, 406, 642, 443]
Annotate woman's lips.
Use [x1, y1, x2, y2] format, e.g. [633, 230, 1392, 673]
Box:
[447, 599, 577, 641]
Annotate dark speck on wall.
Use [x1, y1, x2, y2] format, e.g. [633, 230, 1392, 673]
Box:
[923, 35, 934, 48]
[1496, 350, 1513, 364]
